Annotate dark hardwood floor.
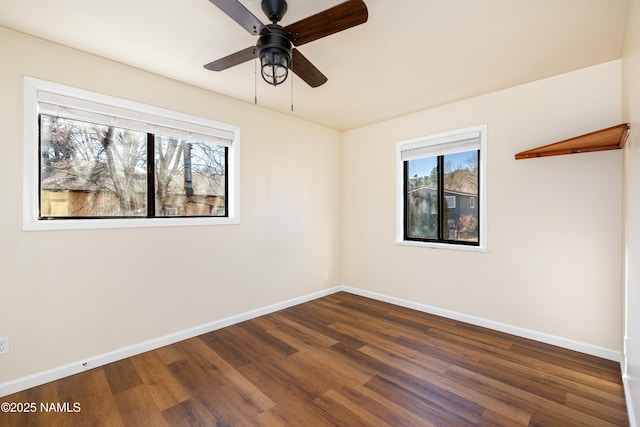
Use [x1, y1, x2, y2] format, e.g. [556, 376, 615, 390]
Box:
[0, 292, 629, 426]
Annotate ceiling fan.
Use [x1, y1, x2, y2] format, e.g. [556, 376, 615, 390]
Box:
[204, 0, 368, 88]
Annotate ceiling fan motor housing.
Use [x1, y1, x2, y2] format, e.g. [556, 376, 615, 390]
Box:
[262, 0, 288, 23]
[257, 25, 292, 60]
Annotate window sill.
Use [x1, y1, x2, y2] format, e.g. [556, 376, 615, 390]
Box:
[395, 239, 487, 252]
[23, 216, 240, 232]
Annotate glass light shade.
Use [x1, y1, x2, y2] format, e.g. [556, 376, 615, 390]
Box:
[260, 49, 289, 86]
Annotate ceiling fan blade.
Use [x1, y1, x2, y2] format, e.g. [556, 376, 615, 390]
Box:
[283, 0, 368, 46]
[204, 46, 257, 71]
[208, 0, 266, 35]
[290, 49, 328, 88]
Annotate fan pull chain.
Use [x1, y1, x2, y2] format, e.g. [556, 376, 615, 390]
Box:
[254, 58, 258, 105]
[291, 76, 294, 112]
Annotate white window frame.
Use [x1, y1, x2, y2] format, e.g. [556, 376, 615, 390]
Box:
[395, 124, 487, 252]
[23, 76, 241, 231]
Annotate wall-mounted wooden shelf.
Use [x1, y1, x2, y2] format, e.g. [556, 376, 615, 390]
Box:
[515, 123, 630, 160]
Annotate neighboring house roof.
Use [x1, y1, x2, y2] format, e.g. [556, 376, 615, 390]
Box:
[41, 160, 121, 192]
[41, 160, 224, 196]
[408, 186, 477, 197]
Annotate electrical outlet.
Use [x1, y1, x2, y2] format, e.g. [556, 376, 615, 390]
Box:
[323, 272, 329, 281]
[0, 337, 9, 355]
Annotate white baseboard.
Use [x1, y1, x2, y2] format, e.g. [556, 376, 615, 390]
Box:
[0, 284, 622, 398]
[0, 287, 339, 398]
[338, 286, 622, 362]
[623, 375, 639, 427]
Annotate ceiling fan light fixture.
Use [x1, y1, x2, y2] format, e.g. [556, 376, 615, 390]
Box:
[257, 29, 292, 86]
[260, 52, 288, 86]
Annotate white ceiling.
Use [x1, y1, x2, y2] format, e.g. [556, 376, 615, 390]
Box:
[0, 0, 631, 130]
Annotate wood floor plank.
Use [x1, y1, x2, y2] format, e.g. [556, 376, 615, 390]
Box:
[236, 319, 299, 358]
[510, 341, 626, 383]
[166, 358, 257, 426]
[447, 364, 624, 427]
[319, 388, 396, 426]
[161, 398, 218, 427]
[266, 311, 339, 348]
[238, 362, 340, 427]
[0, 291, 629, 426]
[54, 368, 124, 427]
[328, 381, 440, 427]
[365, 374, 481, 426]
[565, 392, 630, 425]
[130, 350, 191, 411]
[103, 358, 144, 395]
[358, 344, 534, 425]
[277, 303, 367, 349]
[328, 338, 489, 424]
[395, 330, 622, 410]
[312, 390, 387, 427]
[180, 337, 276, 413]
[424, 326, 627, 407]
[253, 409, 290, 427]
[154, 343, 187, 365]
[113, 384, 169, 427]
[332, 293, 459, 333]
[481, 408, 531, 427]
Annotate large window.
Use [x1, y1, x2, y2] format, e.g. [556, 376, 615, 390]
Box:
[24, 77, 240, 230]
[396, 125, 487, 251]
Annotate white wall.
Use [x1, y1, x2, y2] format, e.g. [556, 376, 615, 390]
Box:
[0, 27, 341, 383]
[623, 0, 640, 423]
[341, 60, 623, 353]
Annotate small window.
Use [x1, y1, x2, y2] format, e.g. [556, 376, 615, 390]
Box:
[396, 125, 487, 251]
[24, 77, 240, 230]
[445, 196, 456, 209]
